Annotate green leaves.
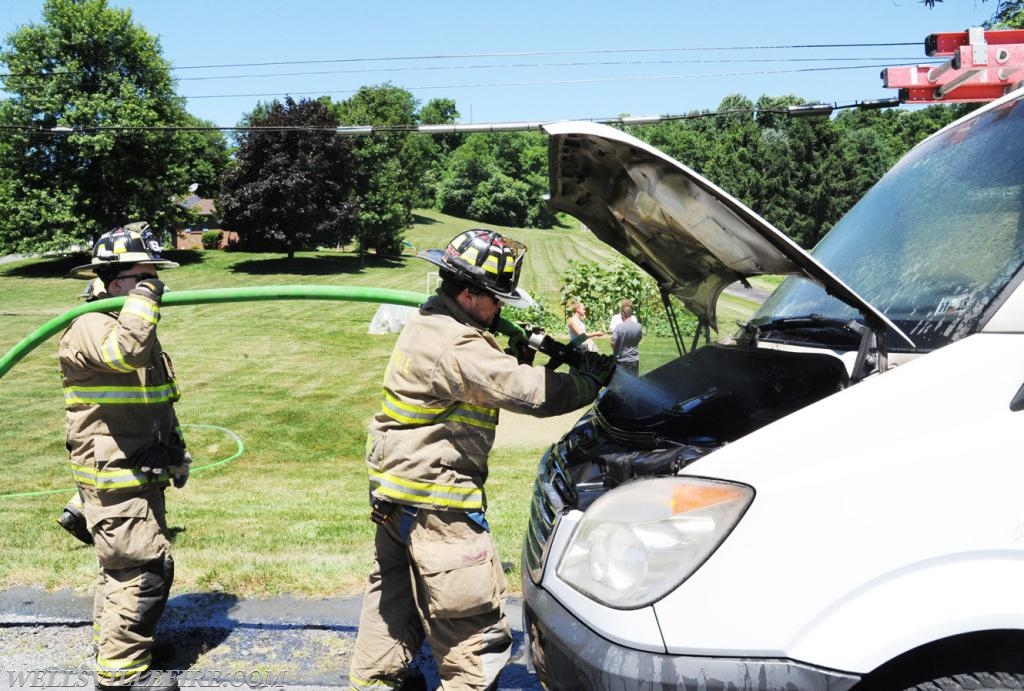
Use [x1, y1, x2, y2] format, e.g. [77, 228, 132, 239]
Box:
[626, 95, 966, 250]
[434, 131, 551, 228]
[560, 259, 691, 339]
[0, 0, 230, 254]
[219, 97, 358, 259]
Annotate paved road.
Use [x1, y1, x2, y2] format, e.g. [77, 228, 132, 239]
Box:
[0, 586, 542, 690]
[723, 280, 772, 303]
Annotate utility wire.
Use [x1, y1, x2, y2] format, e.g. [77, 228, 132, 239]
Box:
[0, 56, 931, 90]
[166, 42, 924, 71]
[171, 56, 930, 83]
[0, 100, 903, 137]
[181, 61, 938, 101]
[0, 42, 936, 128]
[0, 59, 937, 115]
[0, 41, 926, 79]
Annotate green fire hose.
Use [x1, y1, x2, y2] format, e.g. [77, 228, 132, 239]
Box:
[0, 284, 529, 381]
[0, 284, 538, 501]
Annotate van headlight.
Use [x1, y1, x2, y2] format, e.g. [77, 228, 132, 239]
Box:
[556, 477, 753, 608]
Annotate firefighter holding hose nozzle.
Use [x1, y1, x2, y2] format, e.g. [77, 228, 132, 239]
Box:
[348, 229, 615, 691]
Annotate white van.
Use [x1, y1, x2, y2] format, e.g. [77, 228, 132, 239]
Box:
[521, 89, 1024, 690]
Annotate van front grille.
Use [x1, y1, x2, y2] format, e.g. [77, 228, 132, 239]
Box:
[523, 445, 572, 584]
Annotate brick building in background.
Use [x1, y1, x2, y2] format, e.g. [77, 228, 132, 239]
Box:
[174, 195, 236, 249]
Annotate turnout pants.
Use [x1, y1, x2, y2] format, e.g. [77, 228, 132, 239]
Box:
[82, 485, 173, 686]
[349, 509, 513, 691]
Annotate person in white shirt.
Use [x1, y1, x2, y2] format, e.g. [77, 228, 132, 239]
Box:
[567, 300, 605, 352]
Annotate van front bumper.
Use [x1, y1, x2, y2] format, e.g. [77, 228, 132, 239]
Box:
[522, 576, 861, 691]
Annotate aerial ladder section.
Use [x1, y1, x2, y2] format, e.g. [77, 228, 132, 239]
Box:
[882, 27, 1024, 103]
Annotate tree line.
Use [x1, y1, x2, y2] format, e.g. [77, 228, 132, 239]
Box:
[0, 0, 1017, 259]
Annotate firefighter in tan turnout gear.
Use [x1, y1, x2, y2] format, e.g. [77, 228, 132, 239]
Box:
[348, 229, 617, 691]
[60, 223, 190, 691]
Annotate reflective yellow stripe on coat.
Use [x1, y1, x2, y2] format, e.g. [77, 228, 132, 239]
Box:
[122, 294, 160, 324]
[380, 390, 498, 430]
[72, 463, 168, 490]
[101, 332, 135, 372]
[63, 383, 178, 406]
[368, 468, 484, 510]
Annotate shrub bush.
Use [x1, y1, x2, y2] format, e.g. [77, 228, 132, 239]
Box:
[557, 260, 699, 340]
[201, 230, 223, 250]
[502, 295, 563, 335]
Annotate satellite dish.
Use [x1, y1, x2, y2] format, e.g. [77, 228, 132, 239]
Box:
[187, 183, 199, 193]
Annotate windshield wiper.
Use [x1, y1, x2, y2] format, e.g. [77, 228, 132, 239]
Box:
[740, 313, 883, 383]
[741, 314, 865, 342]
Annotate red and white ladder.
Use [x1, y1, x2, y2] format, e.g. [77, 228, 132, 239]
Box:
[882, 27, 1024, 103]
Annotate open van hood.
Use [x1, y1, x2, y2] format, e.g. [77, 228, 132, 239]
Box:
[544, 120, 909, 343]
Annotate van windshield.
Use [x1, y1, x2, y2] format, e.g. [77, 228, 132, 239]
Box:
[755, 97, 1024, 352]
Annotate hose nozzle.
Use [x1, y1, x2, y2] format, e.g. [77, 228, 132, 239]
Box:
[492, 317, 583, 370]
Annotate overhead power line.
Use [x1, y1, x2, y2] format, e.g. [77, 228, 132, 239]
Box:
[0, 99, 903, 138]
[181, 62, 938, 102]
[165, 42, 922, 71]
[0, 40, 936, 126]
[170, 56, 929, 84]
[0, 55, 938, 119]
[0, 41, 925, 79]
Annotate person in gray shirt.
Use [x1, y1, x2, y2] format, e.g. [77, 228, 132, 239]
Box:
[610, 298, 643, 376]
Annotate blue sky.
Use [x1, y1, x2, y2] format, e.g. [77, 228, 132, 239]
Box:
[0, 1, 1001, 128]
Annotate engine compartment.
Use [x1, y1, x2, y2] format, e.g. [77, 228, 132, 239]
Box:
[565, 343, 850, 502]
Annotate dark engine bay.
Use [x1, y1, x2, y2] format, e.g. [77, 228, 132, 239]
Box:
[559, 343, 850, 508]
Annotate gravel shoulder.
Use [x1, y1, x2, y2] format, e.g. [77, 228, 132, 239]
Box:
[0, 587, 539, 689]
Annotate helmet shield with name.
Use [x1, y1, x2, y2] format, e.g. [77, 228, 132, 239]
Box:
[67, 222, 179, 279]
[419, 228, 530, 306]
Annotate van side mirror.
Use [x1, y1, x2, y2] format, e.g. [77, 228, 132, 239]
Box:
[1010, 382, 1024, 412]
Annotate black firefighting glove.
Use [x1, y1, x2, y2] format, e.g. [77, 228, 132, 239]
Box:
[57, 492, 93, 545]
[169, 449, 191, 489]
[131, 278, 165, 302]
[578, 351, 617, 388]
[167, 432, 191, 488]
[504, 325, 537, 366]
[137, 444, 171, 479]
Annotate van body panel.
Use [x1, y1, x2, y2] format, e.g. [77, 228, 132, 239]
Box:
[525, 87, 1024, 689]
[650, 334, 1024, 668]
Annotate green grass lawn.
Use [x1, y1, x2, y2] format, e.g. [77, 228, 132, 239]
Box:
[0, 210, 764, 597]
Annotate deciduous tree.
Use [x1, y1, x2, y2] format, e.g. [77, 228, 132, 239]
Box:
[434, 131, 553, 228]
[334, 84, 421, 257]
[219, 97, 358, 260]
[0, 0, 229, 254]
[924, 0, 1024, 28]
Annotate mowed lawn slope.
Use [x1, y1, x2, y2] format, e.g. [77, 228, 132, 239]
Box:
[0, 210, 760, 596]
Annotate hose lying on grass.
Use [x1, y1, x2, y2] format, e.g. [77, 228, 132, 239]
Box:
[0, 423, 244, 499]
